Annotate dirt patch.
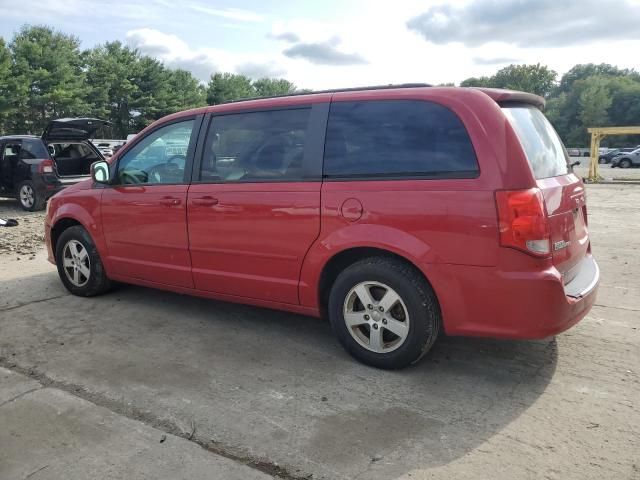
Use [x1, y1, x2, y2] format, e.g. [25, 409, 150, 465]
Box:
[0, 199, 46, 258]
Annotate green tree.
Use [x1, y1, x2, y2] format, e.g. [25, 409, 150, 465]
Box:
[253, 77, 296, 97]
[131, 56, 170, 132]
[0, 38, 13, 133]
[206, 73, 254, 105]
[9, 25, 87, 133]
[461, 64, 557, 97]
[161, 69, 206, 115]
[578, 77, 612, 130]
[460, 76, 492, 88]
[556, 63, 634, 94]
[85, 41, 141, 137]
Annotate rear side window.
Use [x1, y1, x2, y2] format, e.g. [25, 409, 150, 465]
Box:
[323, 100, 478, 179]
[502, 106, 569, 179]
[20, 139, 50, 160]
[200, 108, 310, 183]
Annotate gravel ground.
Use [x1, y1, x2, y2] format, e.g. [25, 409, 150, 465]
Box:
[573, 161, 640, 181]
[0, 199, 46, 258]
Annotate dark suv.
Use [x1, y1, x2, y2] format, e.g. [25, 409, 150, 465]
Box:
[45, 85, 599, 369]
[0, 118, 108, 211]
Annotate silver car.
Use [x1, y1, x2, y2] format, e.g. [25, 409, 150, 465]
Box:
[611, 148, 640, 168]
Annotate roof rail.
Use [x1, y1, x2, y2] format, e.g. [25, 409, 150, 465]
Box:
[221, 83, 432, 104]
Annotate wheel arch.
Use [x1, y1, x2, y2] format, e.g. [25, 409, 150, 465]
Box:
[315, 246, 440, 319]
[49, 202, 109, 272]
[51, 217, 84, 254]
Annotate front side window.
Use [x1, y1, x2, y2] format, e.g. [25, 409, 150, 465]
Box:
[200, 108, 310, 183]
[323, 100, 479, 178]
[117, 120, 194, 185]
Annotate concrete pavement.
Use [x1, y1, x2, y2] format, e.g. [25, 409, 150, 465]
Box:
[0, 368, 274, 480]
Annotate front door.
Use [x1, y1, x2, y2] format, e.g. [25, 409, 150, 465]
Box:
[101, 117, 201, 288]
[0, 141, 22, 192]
[187, 106, 325, 304]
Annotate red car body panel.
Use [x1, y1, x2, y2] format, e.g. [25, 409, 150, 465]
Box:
[187, 181, 321, 305]
[101, 184, 193, 288]
[45, 86, 598, 340]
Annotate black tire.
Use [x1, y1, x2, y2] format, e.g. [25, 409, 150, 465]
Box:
[619, 159, 632, 169]
[328, 257, 441, 369]
[55, 225, 111, 297]
[598, 157, 606, 164]
[17, 180, 45, 211]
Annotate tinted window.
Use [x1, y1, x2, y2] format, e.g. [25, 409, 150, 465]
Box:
[502, 106, 569, 179]
[323, 100, 478, 178]
[2, 142, 21, 160]
[200, 108, 310, 183]
[117, 120, 194, 185]
[20, 139, 50, 159]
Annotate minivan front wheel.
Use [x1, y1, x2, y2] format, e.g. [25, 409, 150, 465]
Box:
[18, 181, 45, 211]
[619, 159, 632, 169]
[328, 257, 440, 369]
[55, 225, 111, 297]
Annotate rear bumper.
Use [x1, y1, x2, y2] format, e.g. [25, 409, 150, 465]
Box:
[36, 174, 88, 200]
[427, 254, 600, 339]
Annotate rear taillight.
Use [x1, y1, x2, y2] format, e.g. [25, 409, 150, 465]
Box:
[495, 188, 550, 257]
[38, 158, 54, 174]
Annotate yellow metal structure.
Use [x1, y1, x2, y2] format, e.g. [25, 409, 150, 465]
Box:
[587, 126, 640, 182]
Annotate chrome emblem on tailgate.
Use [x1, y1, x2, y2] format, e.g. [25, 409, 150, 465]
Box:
[554, 240, 571, 251]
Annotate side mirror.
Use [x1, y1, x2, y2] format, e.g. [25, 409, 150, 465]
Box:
[91, 160, 111, 184]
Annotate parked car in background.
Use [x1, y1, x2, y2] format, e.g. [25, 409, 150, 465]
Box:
[567, 147, 591, 157]
[599, 149, 621, 163]
[94, 143, 114, 158]
[0, 118, 108, 211]
[44, 85, 599, 369]
[611, 148, 640, 168]
[567, 148, 581, 157]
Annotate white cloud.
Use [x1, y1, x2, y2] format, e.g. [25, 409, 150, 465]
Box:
[126, 27, 286, 82]
[188, 5, 263, 23]
[119, 1, 640, 90]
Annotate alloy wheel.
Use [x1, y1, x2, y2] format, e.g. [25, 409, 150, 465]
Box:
[19, 184, 34, 209]
[62, 240, 91, 287]
[343, 281, 410, 353]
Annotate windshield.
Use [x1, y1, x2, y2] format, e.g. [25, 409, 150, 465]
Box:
[503, 106, 569, 179]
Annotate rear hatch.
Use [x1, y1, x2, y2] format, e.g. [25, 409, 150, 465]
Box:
[42, 118, 110, 142]
[503, 106, 589, 282]
[41, 118, 109, 179]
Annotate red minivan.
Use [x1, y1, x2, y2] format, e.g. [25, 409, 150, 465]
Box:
[45, 85, 599, 369]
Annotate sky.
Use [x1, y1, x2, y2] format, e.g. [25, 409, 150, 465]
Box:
[0, 0, 639, 89]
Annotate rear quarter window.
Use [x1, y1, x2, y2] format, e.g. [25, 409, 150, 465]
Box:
[502, 106, 569, 179]
[20, 139, 50, 160]
[323, 100, 479, 179]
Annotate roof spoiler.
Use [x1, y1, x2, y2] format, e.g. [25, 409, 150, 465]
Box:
[472, 87, 546, 109]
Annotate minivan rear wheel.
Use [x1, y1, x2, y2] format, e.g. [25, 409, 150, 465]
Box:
[18, 181, 45, 211]
[55, 225, 111, 297]
[328, 257, 440, 369]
